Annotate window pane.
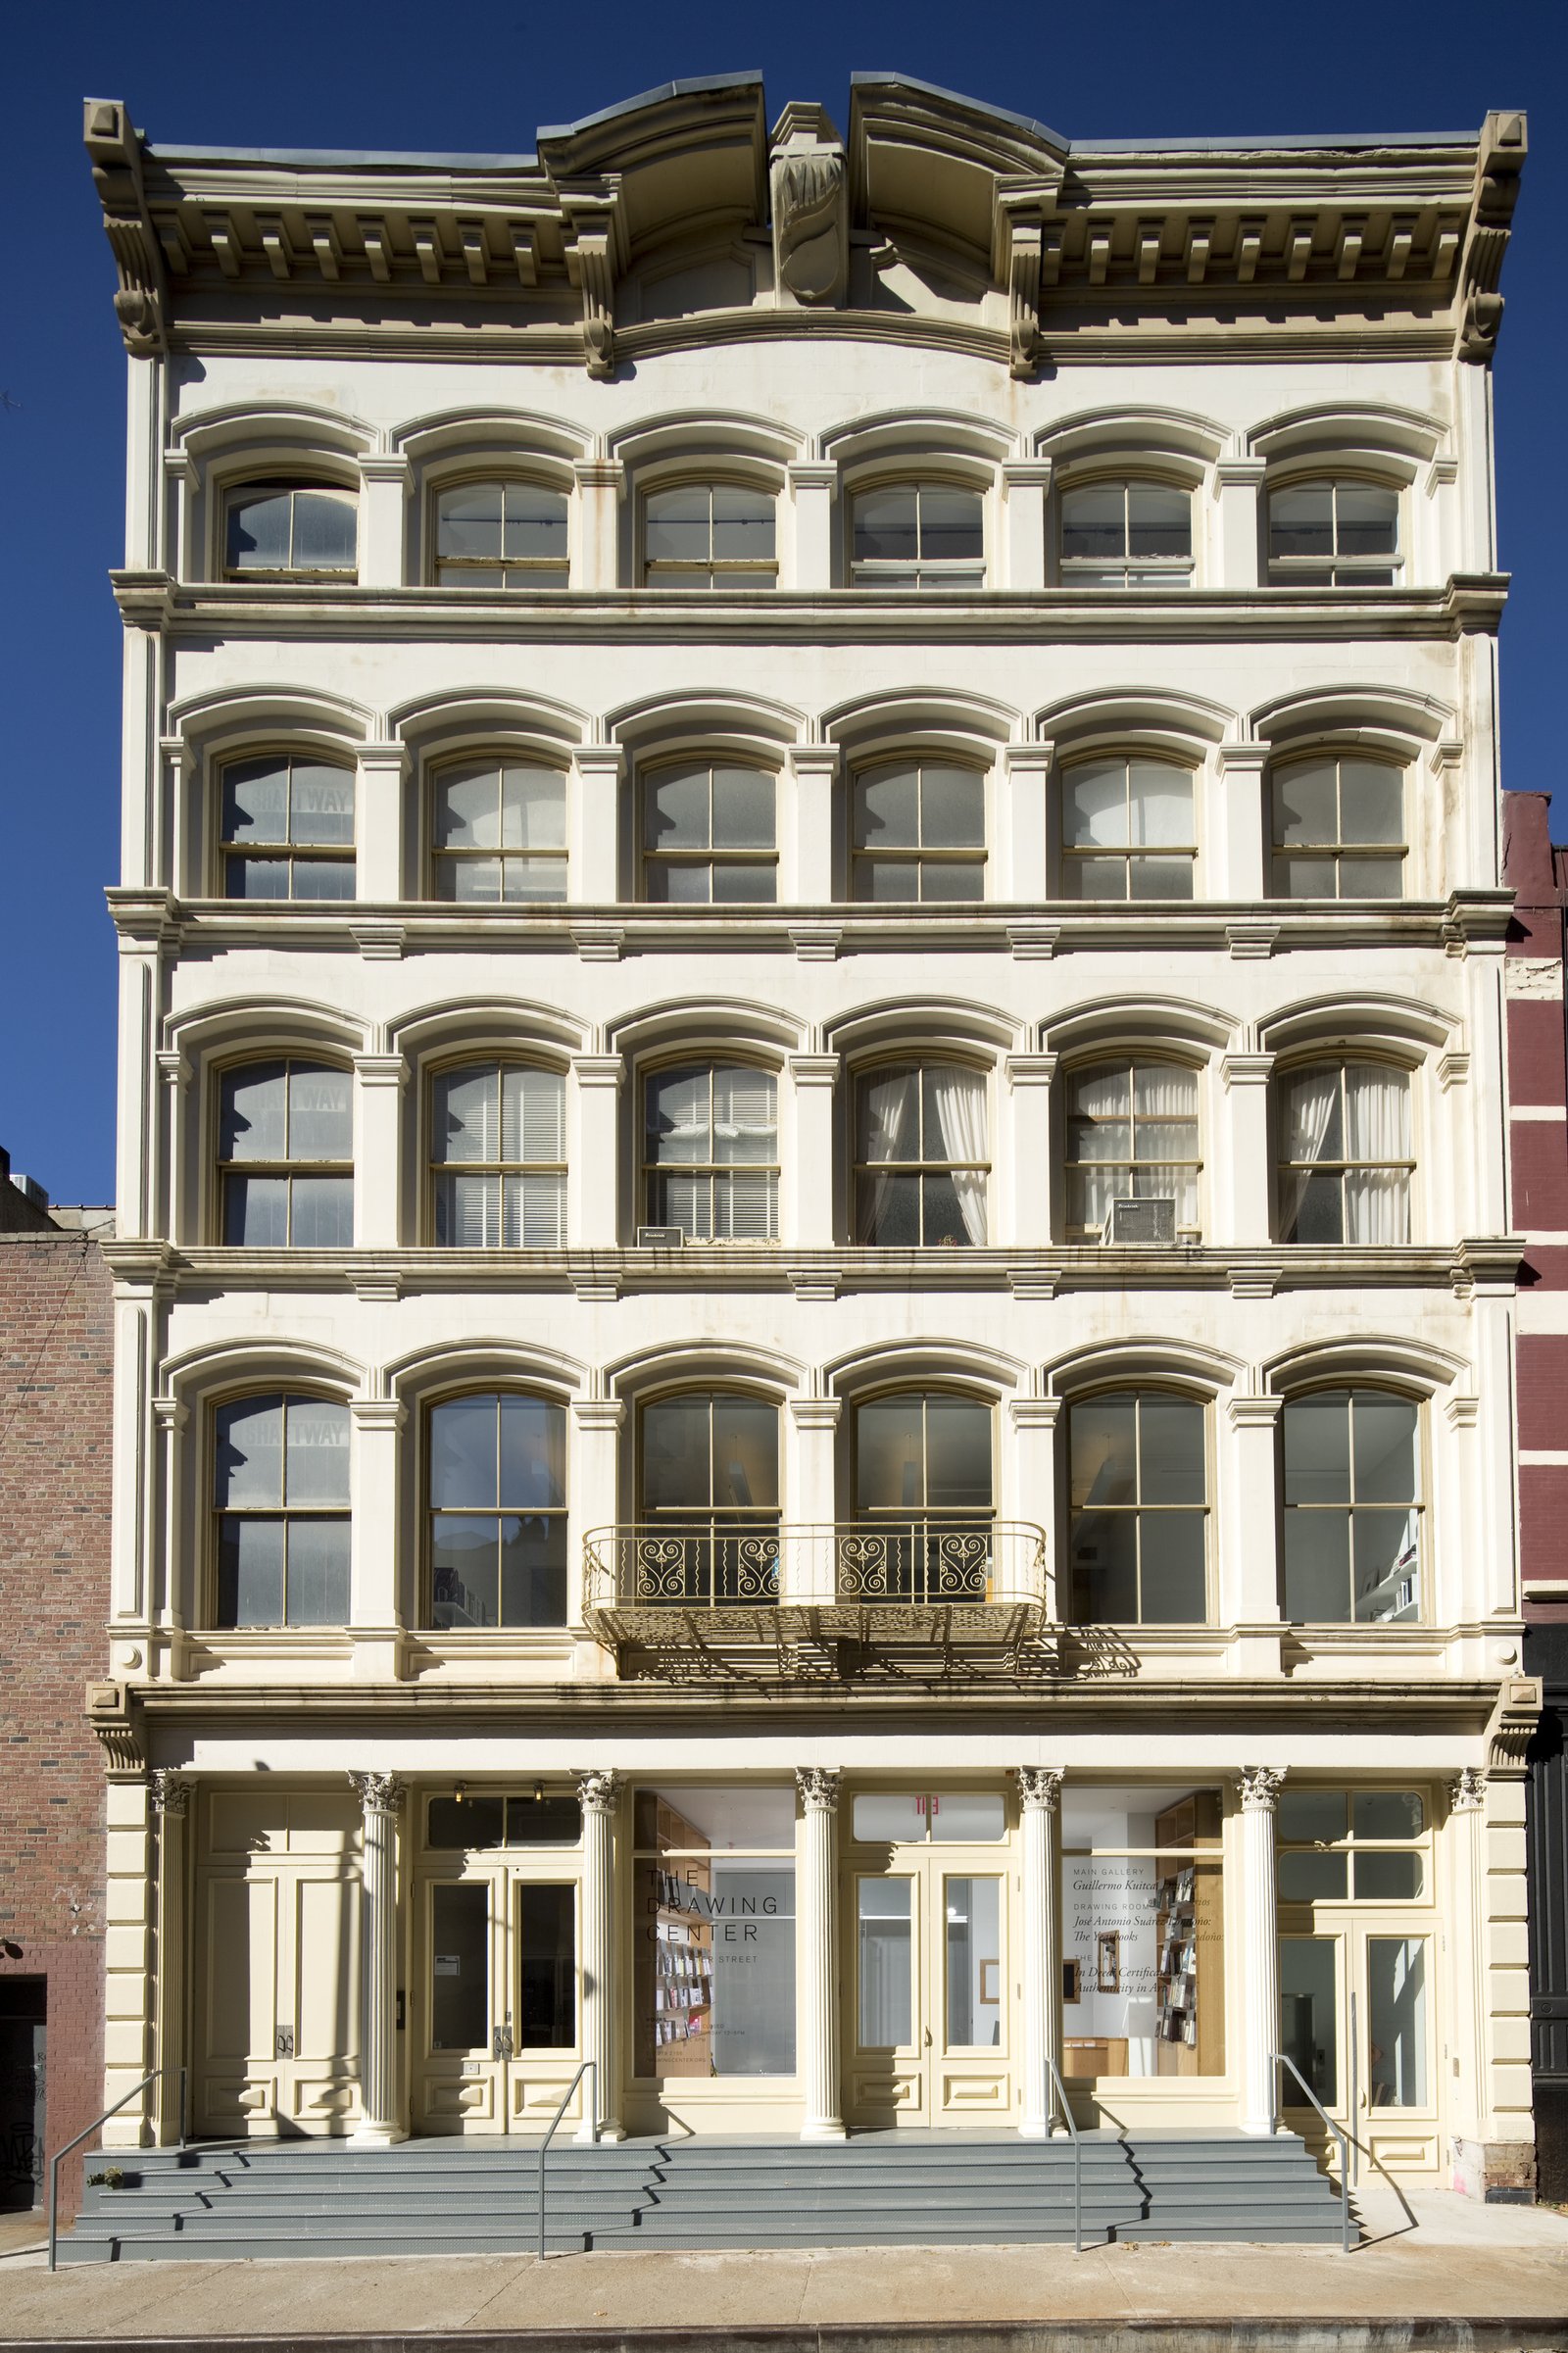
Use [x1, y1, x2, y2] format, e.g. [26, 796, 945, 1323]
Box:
[499, 1513, 567, 1625]
[647, 1069, 708, 1164]
[1284, 1508, 1351, 1621]
[919, 487, 984, 563]
[1352, 1395, 1418, 1504]
[645, 485, 710, 564]
[855, 766, 918, 850]
[858, 1169, 920, 1244]
[1127, 484, 1192, 559]
[290, 855, 356, 902]
[1070, 1396, 1137, 1509]
[1353, 1790, 1423, 1839]
[946, 1875, 1002, 2046]
[505, 1172, 565, 1247]
[226, 854, 291, 899]
[218, 1516, 284, 1626]
[290, 1174, 354, 1248]
[856, 1396, 925, 1512]
[1278, 1850, 1348, 1901]
[291, 491, 357, 570]
[284, 763, 354, 848]
[431, 1517, 499, 1628]
[711, 1396, 779, 1511]
[1072, 1510, 1137, 1622]
[711, 485, 775, 562]
[1129, 763, 1192, 847]
[427, 1794, 505, 1849]
[288, 1065, 352, 1160]
[1353, 1508, 1420, 1621]
[517, 1883, 576, 2048]
[711, 767, 775, 850]
[1341, 856, 1403, 899]
[434, 1170, 500, 1247]
[434, 1066, 498, 1166]
[1140, 1398, 1205, 1505]
[436, 482, 503, 561]
[508, 1795, 582, 1843]
[1336, 484, 1398, 559]
[502, 484, 568, 564]
[1061, 483, 1126, 562]
[284, 1516, 350, 1624]
[1274, 761, 1338, 847]
[1269, 484, 1334, 559]
[223, 760, 289, 845]
[1064, 762, 1128, 849]
[430, 1883, 489, 2050]
[1354, 1850, 1424, 1901]
[648, 765, 710, 850]
[711, 860, 775, 904]
[1278, 1789, 1347, 1844]
[216, 1396, 284, 1508]
[924, 1397, 993, 1507]
[854, 488, 918, 564]
[437, 764, 501, 851]
[285, 1397, 350, 1505]
[711, 1067, 776, 1163]
[920, 766, 985, 849]
[1367, 1937, 1427, 2105]
[1284, 1394, 1351, 1503]
[859, 1066, 919, 1166]
[1278, 855, 1338, 899]
[502, 1066, 565, 1164]
[646, 860, 709, 904]
[223, 1173, 288, 1245]
[643, 1397, 712, 1512]
[226, 491, 291, 570]
[500, 767, 566, 851]
[920, 860, 984, 901]
[220, 1063, 287, 1162]
[1280, 1939, 1338, 2105]
[858, 1879, 913, 2044]
[431, 1396, 498, 1508]
[499, 1396, 565, 1509]
[1151, 1512, 1208, 1622]
[1339, 760, 1403, 845]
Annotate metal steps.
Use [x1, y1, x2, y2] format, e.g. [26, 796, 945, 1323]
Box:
[62, 2131, 1351, 2261]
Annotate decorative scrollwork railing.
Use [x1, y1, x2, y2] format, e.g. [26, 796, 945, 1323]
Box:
[583, 1522, 1048, 1614]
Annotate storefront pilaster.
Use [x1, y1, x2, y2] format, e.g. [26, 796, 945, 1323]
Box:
[350, 1773, 408, 2145]
[578, 1768, 625, 2140]
[150, 1770, 191, 2144]
[796, 1766, 846, 2139]
[1016, 1766, 1063, 2137]
[1240, 1766, 1285, 2134]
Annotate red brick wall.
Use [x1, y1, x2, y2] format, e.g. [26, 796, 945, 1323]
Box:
[0, 1231, 113, 2211]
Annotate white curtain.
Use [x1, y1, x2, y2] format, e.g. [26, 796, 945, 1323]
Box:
[1132, 1064, 1200, 1230]
[1344, 1065, 1410, 1243]
[1067, 1066, 1128, 1233]
[1280, 1066, 1339, 1240]
[930, 1066, 989, 1244]
[860, 1068, 912, 1237]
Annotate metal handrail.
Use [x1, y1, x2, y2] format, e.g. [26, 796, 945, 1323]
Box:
[1042, 2051, 1083, 2253]
[536, 2058, 598, 2259]
[1273, 2049, 1352, 2254]
[49, 2066, 187, 2273]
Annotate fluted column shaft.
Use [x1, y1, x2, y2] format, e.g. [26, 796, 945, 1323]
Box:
[350, 1773, 407, 2144]
[151, 1771, 192, 2144]
[1016, 1767, 1064, 2137]
[577, 1769, 624, 2141]
[1240, 1767, 1286, 2135]
[797, 1767, 846, 2139]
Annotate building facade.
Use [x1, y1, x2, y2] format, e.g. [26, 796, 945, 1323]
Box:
[0, 1156, 115, 2216]
[1500, 794, 1568, 2201]
[84, 77, 1536, 2193]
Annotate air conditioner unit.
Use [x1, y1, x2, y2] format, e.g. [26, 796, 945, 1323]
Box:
[636, 1225, 684, 1249]
[1107, 1197, 1175, 1246]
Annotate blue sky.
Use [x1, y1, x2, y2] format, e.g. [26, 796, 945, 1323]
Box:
[3, 0, 1562, 1204]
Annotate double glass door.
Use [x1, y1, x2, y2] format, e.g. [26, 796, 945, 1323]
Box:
[415, 1869, 579, 2133]
[1280, 1925, 1436, 2159]
[849, 1842, 1011, 2124]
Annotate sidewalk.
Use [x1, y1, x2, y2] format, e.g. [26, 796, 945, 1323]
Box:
[1, 2184, 1564, 2347]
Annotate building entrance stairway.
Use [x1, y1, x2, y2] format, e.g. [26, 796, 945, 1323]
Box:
[63, 2130, 1351, 2261]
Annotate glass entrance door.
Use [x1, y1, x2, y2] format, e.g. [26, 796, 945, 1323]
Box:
[849, 1855, 1010, 2124]
[416, 1871, 579, 2133]
[1280, 1928, 1436, 2157]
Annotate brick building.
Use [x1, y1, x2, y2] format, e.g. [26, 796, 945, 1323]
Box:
[0, 1157, 115, 2216]
[1502, 794, 1568, 2201]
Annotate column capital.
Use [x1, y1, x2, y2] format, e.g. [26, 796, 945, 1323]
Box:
[788, 1053, 840, 1088]
[1005, 1052, 1056, 1090]
[1004, 740, 1054, 776]
[350, 1771, 406, 1817]
[572, 459, 625, 493]
[1449, 1765, 1487, 1813]
[1008, 1397, 1061, 1431]
[1221, 1053, 1274, 1091]
[795, 1765, 842, 1813]
[354, 1053, 408, 1090]
[1216, 740, 1269, 775]
[1226, 1394, 1282, 1431]
[572, 1054, 625, 1090]
[573, 742, 626, 777]
[576, 1767, 622, 1815]
[356, 740, 411, 775]
[357, 452, 412, 486]
[1238, 1764, 1287, 1812]
[786, 742, 841, 778]
[573, 1399, 625, 1434]
[789, 1397, 842, 1432]
[787, 461, 838, 497]
[1213, 457, 1267, 490]
[1015, 1765, 1063, 1812]
[150, 1768, 192, 1817]
[351, 1397, 406, 1434]
[151, 1395, 188, 1435]
[1001, 459, 1054, 491]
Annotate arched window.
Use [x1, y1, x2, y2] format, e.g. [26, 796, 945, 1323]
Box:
[1267, 479, 1400, 586]
[643, 483, 776, 587]
[1065, 1060, 1200, 1242]
[213, 1392, 350, 1626]
[850, 484, 984, 589]
[219, 1059, 353, 1247]
[1067, 1391, 1207, 1625]
[220, 755, 356, 900]
[431, 760, 568, 903]
[642, 763, 777, 903]
[851, 1390, 993, 1601]
[1059, 480, 1193, 587]
[643, 1062, 778, 1241]
[223, 481, 357, 581]
[428, 1392, 567, 1628]
[1282, 1389, 1421, 1623]
[1271, 755, 1405, 899]
[433, 480, 567, 587]
[856, 1061, 989, 1246]
[1060, 757, 1194, 900]
[431, 1063, 566, 1247]
[852, 761, 986, 901]
[1279, 1062, 1411, 1244]
[637, 1390, 780, 1605]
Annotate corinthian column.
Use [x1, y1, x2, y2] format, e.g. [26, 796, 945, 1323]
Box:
[1016, 1766, 1064, 2137]
[1239, 1766, 1286, 2135]
[796, 1767, 846, 2139]
[576, 1768, 623, 2141]
[151, 1771, 192, 2145]
[350, 1772, 407, 2144]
